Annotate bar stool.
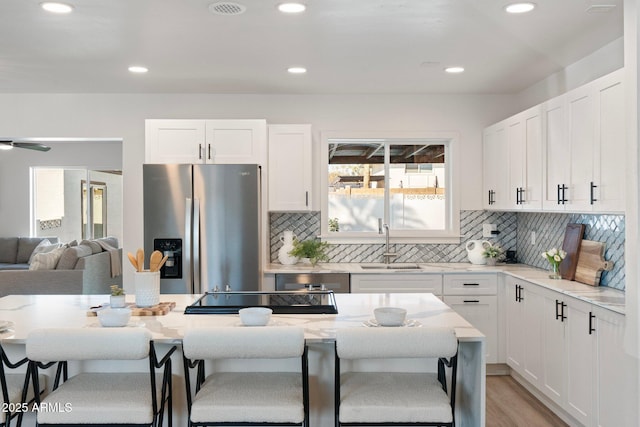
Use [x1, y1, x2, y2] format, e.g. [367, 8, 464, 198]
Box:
[182, 326, 309, 427]
[26, 328, 176, 427]
[0, 343, 45, 427]
[335, 327, 458, 427]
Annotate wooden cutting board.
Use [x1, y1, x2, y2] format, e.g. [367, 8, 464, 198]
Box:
[87, 301, 176, 317]
[574, 240, 614, 286]
[559, 223, 585, 280]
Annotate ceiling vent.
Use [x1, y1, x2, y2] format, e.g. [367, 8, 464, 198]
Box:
[208, 2, 247, 15]
[586, 4, 616, 13]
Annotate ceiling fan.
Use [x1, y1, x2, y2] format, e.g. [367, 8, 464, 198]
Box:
[0, 139, 51, 152]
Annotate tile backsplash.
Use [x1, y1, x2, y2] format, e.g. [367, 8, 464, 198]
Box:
[269, 211, 625, 290]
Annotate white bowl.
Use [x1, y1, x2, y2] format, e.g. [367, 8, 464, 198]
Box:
[97, 308, 132, 327]
[239, 307, 272, 326]
[374, 307, 407, 327]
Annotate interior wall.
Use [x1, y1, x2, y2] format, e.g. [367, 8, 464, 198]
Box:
[0, 92, 516, 281]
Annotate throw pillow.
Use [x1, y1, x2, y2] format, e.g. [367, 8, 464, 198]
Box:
[27, 239, 58, 264]
[29, 247, 65, 270]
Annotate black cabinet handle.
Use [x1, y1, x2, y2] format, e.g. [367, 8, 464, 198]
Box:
[555, 300, 567, 322]
[590, 182, 598, 205]
[561, 184, 568, 204]
[589, 312, 596, 335]
[198, 144, 203, 160]
[488, 190, 495, 205]
[520, 187, 525, 204]
[515, 284, 523, 302]
[463, 283, 480, 286]
[557, 184, 561, 204]
[463, 300, 480, 303]
[208, 144, 212, 160]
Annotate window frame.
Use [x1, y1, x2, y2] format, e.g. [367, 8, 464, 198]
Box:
[320, 131, 461, 244]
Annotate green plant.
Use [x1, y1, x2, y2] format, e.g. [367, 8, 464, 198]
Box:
[482, 243, 504, 259]
[110, 285, 125, 296]
[328, 217, 340, 232]
[289, 238, 329, 266]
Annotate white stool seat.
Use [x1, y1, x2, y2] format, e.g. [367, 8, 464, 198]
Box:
[339, 372, 452, 423]
[191, 372, 304, 423]
[36, 372, 162, 425]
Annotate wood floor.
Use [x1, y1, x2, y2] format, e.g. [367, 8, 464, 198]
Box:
[486, 376, 568, 427]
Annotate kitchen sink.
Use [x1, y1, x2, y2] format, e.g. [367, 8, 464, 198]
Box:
[360, 263, 422, 270]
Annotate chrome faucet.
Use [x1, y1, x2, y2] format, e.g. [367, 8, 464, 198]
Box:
[378, 218, 397, 264]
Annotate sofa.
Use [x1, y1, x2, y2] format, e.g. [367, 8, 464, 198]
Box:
[0, 236, 123, 298]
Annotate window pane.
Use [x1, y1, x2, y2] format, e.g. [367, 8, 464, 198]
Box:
[327, 142, 385, 232]
[389, 144, 446, 231]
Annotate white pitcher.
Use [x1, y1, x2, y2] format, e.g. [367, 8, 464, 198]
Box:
[278, 231, 299, 265]
[465, 240, 491, 265]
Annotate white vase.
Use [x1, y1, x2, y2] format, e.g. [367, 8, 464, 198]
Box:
[278, 231, 299, 265]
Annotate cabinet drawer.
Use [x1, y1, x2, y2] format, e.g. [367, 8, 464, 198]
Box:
[350, 274, 442, 295]
[443, 274, 497, 295]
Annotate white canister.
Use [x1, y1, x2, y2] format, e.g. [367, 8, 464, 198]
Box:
[134, 271, 160, 307]
[465, 240, 491, 265]
[278, 230, 299, 265]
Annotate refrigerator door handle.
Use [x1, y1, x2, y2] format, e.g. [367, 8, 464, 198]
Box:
[185, 198, 193, 293]
[192, 198, 201, 294]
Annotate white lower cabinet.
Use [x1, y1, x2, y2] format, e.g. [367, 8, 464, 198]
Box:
[504, 276, 634, 427]
[443, 274, 498, 363]
[505, 276, 544, 387]
[349, 274, 442, 296]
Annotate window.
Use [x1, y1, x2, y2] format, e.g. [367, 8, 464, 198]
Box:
[321, 132, 460, 243]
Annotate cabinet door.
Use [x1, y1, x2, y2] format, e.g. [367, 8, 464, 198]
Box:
[593, 306, 638, 427]
[443, 295, 498, 363]
[542, 96, 569, 211]
[506, 116, 525, 210]
[565, 298, 594, 426]
[523, 106, 543, 210]
[505, 277, 525, 373]
[350, 274, 442, 296]
[205, 119, 267, 164]
[521, 284, 545, 387]
[483, 122, 509, 210]
[540, 292, 565, 405]
[268, 124, 312, 211]
[566, 84, 596, 212]
[145, 119, 205, 164]
[593, 69, 625, 212]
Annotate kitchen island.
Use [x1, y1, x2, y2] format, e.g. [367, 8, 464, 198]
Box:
[0, 293, 485, 427]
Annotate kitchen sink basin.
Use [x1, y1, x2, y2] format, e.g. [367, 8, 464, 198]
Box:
[360, 263, 422, 270]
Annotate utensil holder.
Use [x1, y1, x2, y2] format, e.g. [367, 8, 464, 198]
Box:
[134, 271, 160, 307]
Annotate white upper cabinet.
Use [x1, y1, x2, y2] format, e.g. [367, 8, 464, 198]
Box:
[268, 124, 312, 211]
[491, 68, 625, 213]
[506, 105, 542, 210]
[145, 120, 205, 164]
[483, 121, 509, 210]
[145, 119, 267, 165]
[205, 119, 266, 165]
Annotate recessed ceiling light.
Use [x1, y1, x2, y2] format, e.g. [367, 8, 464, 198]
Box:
[287, 67, 307, 74]
[504, 2, 536, 14]
[278, 3, 306, 13]
[128, 66, 149, 74]
[40, 2, 74, 14]
[444, 66, 465, 74]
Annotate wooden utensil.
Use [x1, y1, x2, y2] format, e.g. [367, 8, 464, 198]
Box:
[136, 248, 144, 272]
[127, 252, 138, 271]
[559, 223, 585, 280]
[574, 240, 614, 286]
[157, 254, 169, 271]
[149, 250, 163, 272]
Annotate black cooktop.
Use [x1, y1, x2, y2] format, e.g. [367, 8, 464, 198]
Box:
[184, 290, 338, 315]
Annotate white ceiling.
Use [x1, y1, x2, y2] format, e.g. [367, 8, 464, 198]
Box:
[0, 0, 623, 94]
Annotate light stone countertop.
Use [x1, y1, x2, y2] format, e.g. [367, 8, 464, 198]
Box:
[0, 293, 483, 344]
[265, 262, 626, 315]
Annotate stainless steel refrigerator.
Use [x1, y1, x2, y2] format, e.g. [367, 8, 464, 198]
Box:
[143, 164, 261, 294]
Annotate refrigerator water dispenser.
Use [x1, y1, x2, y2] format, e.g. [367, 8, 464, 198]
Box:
[153, 238, 182, 279]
